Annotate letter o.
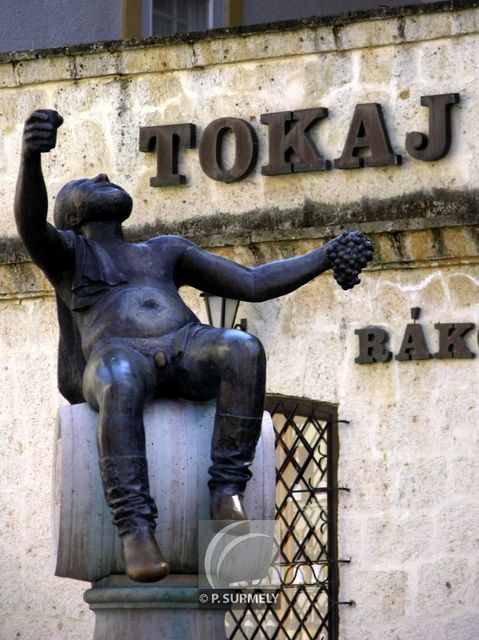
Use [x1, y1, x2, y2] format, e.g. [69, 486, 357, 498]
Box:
[199, 117, 258, 182]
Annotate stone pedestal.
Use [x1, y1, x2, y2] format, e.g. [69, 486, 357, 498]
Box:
[52, 399, 276, 638]
[52, 399, 275, 581]
[84, 575, 225, 640]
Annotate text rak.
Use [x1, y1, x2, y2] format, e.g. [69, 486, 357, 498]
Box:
[355, 308, 478, 364]
[139, 93, 459, 186]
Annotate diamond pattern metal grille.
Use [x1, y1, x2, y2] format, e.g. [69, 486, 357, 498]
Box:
[225, 395, 340, 639]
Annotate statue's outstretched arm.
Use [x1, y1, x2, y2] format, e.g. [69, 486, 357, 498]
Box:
[14, 110, 70, 279]
[176, 233, 373, 302]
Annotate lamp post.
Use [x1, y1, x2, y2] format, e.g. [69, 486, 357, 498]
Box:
[200, 293, 247, 331]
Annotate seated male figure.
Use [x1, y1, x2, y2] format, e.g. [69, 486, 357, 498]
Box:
[15, 110, 373, 582]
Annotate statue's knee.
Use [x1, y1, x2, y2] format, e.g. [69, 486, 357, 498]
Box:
[219, 331, 266, 369]
[242, 333, 266, 366]
[84, 354, 147, 407]
[99, 377, 142, 405]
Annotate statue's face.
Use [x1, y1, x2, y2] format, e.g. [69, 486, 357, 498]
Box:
[54, 174, 133, 229]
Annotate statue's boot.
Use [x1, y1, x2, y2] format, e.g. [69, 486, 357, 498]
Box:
[99, 455, 170, 582]
[208, 413, 263, 529]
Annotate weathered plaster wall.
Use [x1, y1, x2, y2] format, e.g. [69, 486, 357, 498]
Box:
[0, 2, 477, 245]
[0, 3, 478, 639]
[1, 244, 478, 639]
[0, 293, 93, 639]
[254, 253, 479, 640]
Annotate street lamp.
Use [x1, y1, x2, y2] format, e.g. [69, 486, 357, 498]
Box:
[200, 293, 247, 331]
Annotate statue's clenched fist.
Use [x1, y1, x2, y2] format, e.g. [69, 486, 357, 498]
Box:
[22, 109, 63, 157]
[326, 231, 374, 290]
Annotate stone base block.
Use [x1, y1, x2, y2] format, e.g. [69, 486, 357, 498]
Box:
[84, 574, 226, 640]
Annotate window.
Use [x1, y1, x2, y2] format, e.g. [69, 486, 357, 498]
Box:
[144, 0, 212, 35]
[226, 395, 343, 639]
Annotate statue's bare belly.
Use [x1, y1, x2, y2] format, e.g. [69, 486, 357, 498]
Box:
[78, 284, 200, 357]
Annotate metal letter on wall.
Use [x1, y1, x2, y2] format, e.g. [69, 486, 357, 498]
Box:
[434, 323, 476, 359]
[198, 117, 258, 183]
[139, 124, 196, 186]
[334, 103, 401, 169]
[355, 327, 393, 364]
[395, 324, 432, 361]
[406, 93, 460, 161]
[261, 108, 329, 175]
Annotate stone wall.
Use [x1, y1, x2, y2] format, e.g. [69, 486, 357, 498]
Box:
[0, 3, 478, 639]
[0, 1, 478, 245]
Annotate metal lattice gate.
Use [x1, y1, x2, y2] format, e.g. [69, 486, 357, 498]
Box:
[225, 395, 340, 639]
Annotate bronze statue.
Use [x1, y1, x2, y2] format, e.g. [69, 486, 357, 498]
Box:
[15, 110, 373, 583]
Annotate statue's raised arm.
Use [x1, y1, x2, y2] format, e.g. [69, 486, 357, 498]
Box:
[14, 109, 69, 280]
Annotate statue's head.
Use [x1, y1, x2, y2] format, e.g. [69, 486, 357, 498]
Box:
[53, 174, 133, 230]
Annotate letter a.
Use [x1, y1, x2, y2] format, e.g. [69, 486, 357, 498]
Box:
[396, 324, 432, 361]
[335, 104, 401, 169]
